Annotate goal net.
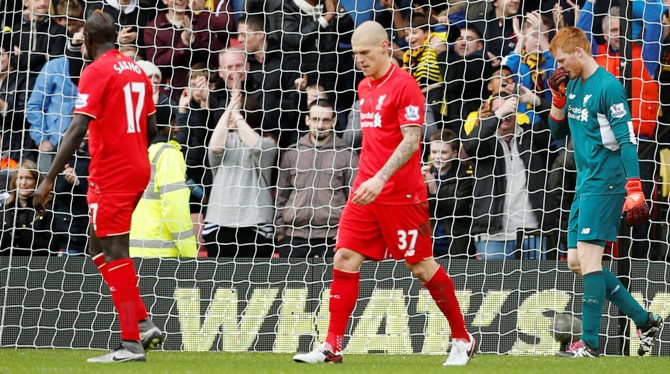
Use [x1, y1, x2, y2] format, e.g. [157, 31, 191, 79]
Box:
[0, 0, 668, 357]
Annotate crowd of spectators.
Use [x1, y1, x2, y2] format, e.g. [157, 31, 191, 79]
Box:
[0, 0, 669, 261]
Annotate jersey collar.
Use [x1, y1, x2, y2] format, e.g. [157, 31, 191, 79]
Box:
[368, 64, 396, 88]
[99, 49, 122, 60]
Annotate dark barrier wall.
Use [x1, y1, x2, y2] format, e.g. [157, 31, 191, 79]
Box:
[0, 258, 668, 356]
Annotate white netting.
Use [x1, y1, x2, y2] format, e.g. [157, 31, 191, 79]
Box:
[0, 0, 668, 356]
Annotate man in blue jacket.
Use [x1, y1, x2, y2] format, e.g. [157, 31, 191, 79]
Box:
[26, 56, 78, 172]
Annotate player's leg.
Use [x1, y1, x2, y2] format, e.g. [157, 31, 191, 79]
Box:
[566, 249, 581, 275]
[381, 202, 464, 334]
[379, 202, 473, 366]
[592, 194, 661, 355]
[565, 196, 660, 356]
[293, 248, 365, 364]
[86, 232, 146, 362]
[566, 197, 581, 275]
[86, 193, 150, 362]
[570, 194, 623, 357]
[88, 225, 162, 351]
[600, 267, 662, 356]
[406, 259, 469, 341]
[294, 202, 383, 364]
[406, 258, 475, 366]
[326, 248, 366, 351]
[88, 203, 148, 324]
[381, 202, 464, 335]
[576, 240, 606, 354]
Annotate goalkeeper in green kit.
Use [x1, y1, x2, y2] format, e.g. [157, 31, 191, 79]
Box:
[547, 27, 662, 358]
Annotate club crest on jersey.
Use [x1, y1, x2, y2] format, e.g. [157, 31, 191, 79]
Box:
[583, 94, 592, 106]
[610, 103, 627, 118]
[75, 94, 89, 109]
[376, 94, 387, 110]
[404, 105, 420, 121]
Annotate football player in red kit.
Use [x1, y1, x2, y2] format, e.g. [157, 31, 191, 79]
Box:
[35, 10, 163, 363]
[293, 21, 475, 366]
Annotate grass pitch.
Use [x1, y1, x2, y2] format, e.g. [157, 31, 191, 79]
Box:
[1, 350, 669, 374]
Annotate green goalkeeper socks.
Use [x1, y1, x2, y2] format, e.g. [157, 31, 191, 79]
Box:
[602, 268, 648, 326]
[582, 271, 606, 349]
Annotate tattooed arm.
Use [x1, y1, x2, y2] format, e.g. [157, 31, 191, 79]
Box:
[352, 125, 421, 205]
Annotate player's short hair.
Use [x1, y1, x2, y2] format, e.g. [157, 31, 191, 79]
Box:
[409, 14, 430, 32]
[238, 14, 267, 33]
[549, 27, 592, 56]
[56, 0, 83, 19]
[430, 128, 458, 145]
[84, 10, 117, 45]
[308, 99, 335, 115]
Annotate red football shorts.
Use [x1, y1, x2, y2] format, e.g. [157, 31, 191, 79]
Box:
[335, 201, 433, 264]
[87, 191, 143, 238]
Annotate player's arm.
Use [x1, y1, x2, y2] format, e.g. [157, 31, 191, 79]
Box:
[352, 125, 421, 205]
[604, 84, 650, 226]
[378, 125, 421, 182]
[547, 67, 570, 139]
[606, 86, 640, 179]
[34, 114, 90, 214]
[146, 113, 157, 146]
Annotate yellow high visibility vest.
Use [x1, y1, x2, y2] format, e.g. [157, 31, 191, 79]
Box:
[129, 141, 197, 258]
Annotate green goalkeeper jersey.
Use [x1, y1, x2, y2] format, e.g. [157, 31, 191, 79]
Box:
[548, 66, 640, 196]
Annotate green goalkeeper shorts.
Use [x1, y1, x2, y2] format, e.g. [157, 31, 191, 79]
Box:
[567, 193, 626, 249]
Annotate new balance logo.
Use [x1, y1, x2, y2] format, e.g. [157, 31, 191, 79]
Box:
[610, 285, 620, 296]
[581, 228, 591, 234]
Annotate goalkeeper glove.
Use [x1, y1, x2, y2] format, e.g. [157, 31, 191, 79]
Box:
[623, 178, 650, 227]
[548, 67, 569, 109]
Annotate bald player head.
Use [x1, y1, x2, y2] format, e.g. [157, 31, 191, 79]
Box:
[352, 21, 393, 80]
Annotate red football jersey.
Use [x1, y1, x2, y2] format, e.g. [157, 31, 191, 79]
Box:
[74, 50, 155, 194]
[355, 64, 427, 204]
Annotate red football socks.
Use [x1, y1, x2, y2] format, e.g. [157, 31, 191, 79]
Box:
[92, 254, 149, 322]
[103, 258, 141, 341]
[423, 265, 469, 340]
[325, 269, 360, 353]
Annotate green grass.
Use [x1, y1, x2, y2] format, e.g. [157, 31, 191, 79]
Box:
[0, 350, 669, 374]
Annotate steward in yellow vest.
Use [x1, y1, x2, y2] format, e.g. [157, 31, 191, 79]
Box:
[129, 139, 197, 258]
